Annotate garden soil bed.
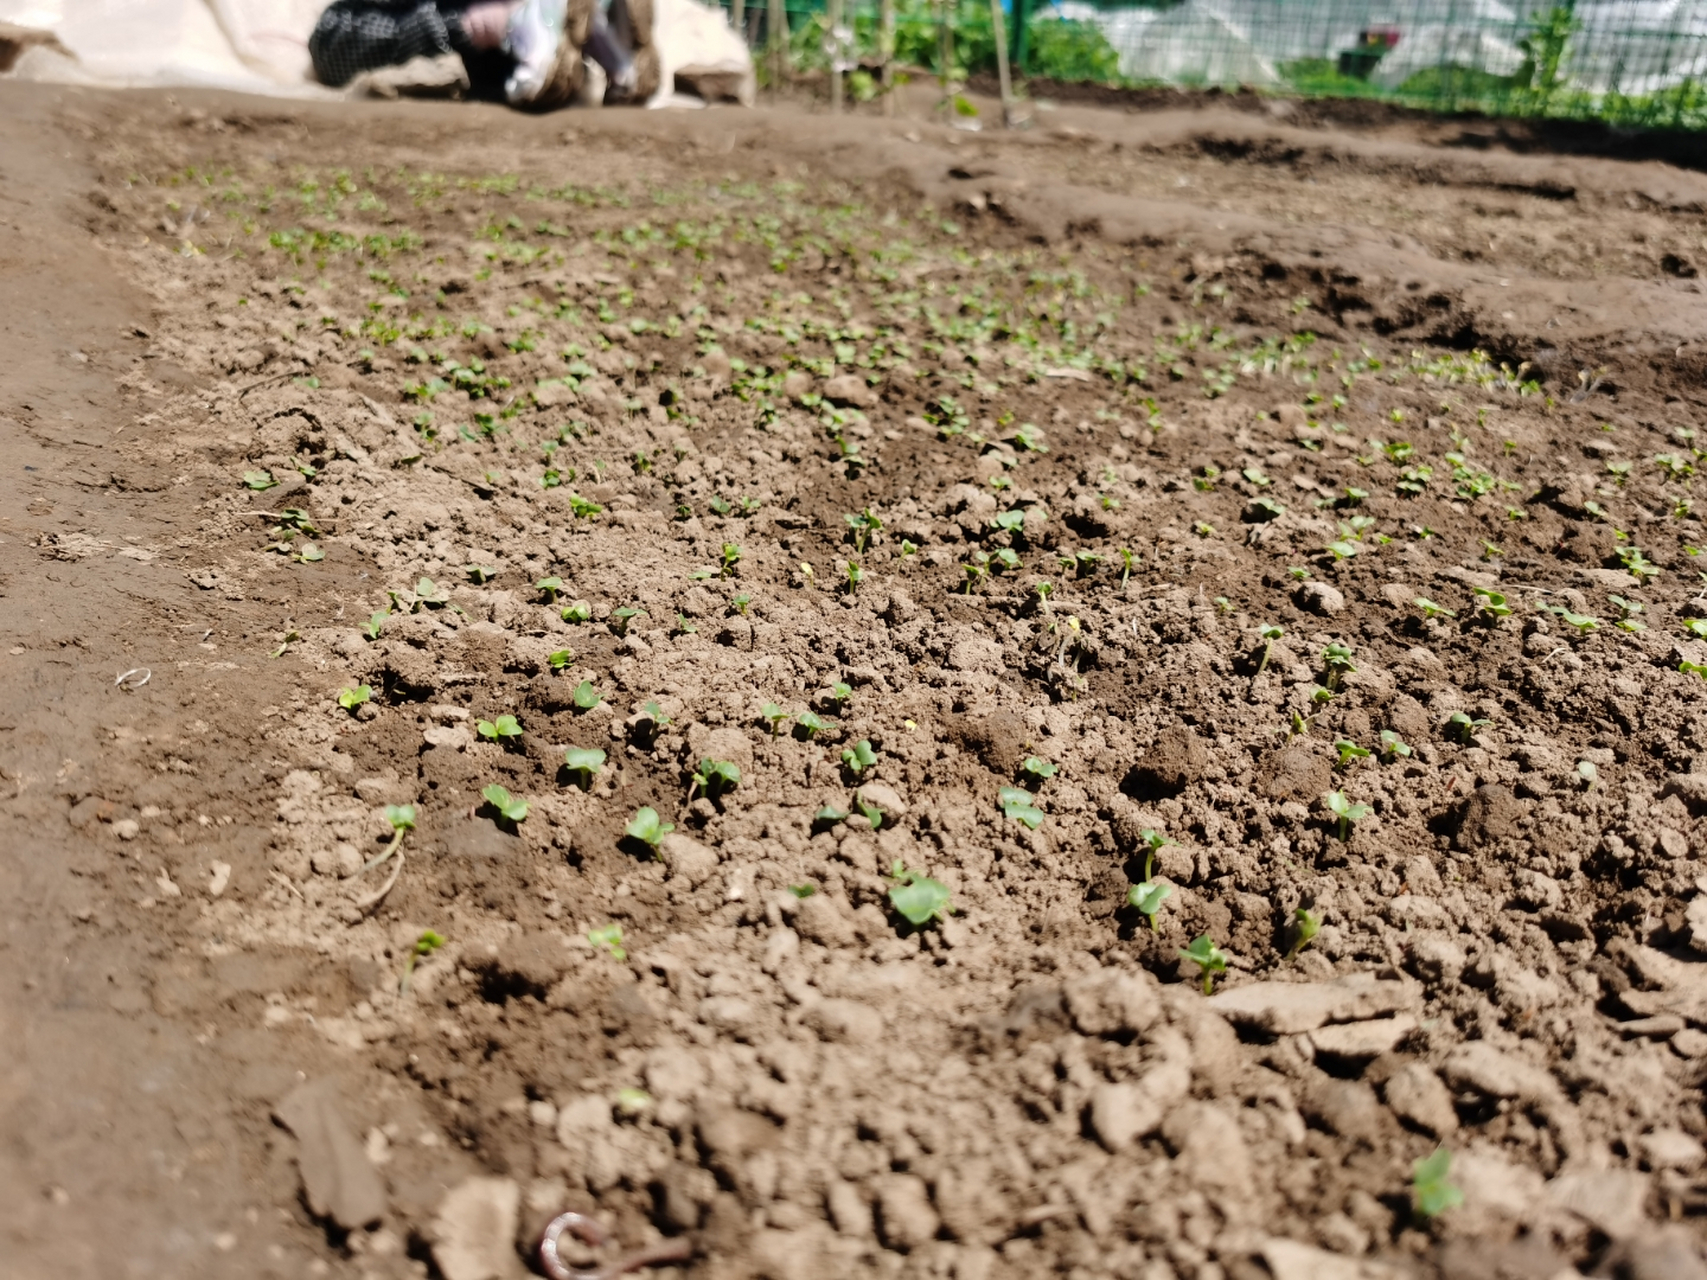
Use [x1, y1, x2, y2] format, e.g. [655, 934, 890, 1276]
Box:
[5, 77, 1707, 1280]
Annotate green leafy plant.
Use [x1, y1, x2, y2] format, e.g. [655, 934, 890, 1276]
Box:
[1379, 729, 1412, 759]
[362, 610, 388, 640]
[1414, 597, 1456, 620]
[548, 649, 573, 671]
[243, 469, 278, 491]
[400, 928, 446, 995]
[844, 508, 882, 554]
[1179, 934, 1228, 995]
[761, 702, 791, 736]
[691, 758, 741, 801]
[481, 784, 528, 824]
[1333, 738, 1371, 769]
[795, 710, 832, 740]
[1324, 790, 1370, 842]
[364, 804, 416, 873]
[536, 575, 564, 602]
[563, 746, 606, 787]
[999, 785, 1044, 829]
[1255, 623, 1284, 676]
[719, 543, 743, 578]
[1411, 1148, 1464, 1219]
[1617, 544, 1660, 583]
[477, 714, 522, 741]
[887, 860, 952, 927]
[573, 680, 604, 711]
[728, 593, 752, 616]
[561, 600, 593, 623]
[625, 806, 674, 851]
[1472, 586, 1512, 620]
[841, 739, 877, 776]
[1021, 755, 1057, 784]
[338, 684, 373, 711]
[465, 564, 497, 584]
[1287, 908, 1321, 959]
[1127, 878, 1171, 931]
[412, 577, 449, 609]
[1448, 711, 1491, 743]
[1609, 595, 1646, 632]
[588, 922, 626, 961]
[1322, 642, 1356, 690]
[1552, 606, 1599, 634]
[1136, 827, 1171, 883]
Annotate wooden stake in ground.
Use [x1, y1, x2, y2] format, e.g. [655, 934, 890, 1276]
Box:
[828, 0, 843, 113]
[732, 0, 744, 44]
[987, 0, 1015, 127]
[769, 0, 788, 89]
[937, 0, 953, 107]
[880, 0, 895, 116]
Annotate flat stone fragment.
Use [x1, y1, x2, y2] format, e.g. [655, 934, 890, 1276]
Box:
[1209, 973, 1415, 1035]
[1441, 1041, 1559, 1102]
[1263, 1239, 1405, 1280]
[1309, 1014, 1417, 1060]
[1544, 1169, 1650, 1240]
[431, 1176, 521, 1280]
[1381, 1062, 1459, 1138]
[272, 1077, 388, 1230]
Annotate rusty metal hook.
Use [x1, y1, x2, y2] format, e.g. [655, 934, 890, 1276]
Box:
[537, 1211, 694, 1280]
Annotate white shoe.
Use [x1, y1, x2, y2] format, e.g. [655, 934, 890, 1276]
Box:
[504, 0, 570, 106]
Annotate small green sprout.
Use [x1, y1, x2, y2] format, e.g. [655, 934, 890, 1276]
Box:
[1472, 586, 1512, 619]
[1322, 643, 1356, 689]
[1249, 496, 1287, 522]
[465, 564, 497, 584]
[1021, 756, 1057, 784]
[567, 493, 602, 520]
[642, 700, 672, 729]
[1127, 879, 1171, 931]
[1683, 660, 1707, 679]
[400, 929, 446, 995]
[615, 1087, 652, 1118]
[1379, 729, 1412, 759]
[1552, 606, 1599, 634]
[364, 804, 417, 873]
[338, 685, 373, 711]
[1414, 598, 1455, 620]
[1333, 738, 1371, 769]
[691, 758, 741, 801]
[993, 548, 1022, 572]
[1618, 545, 1660, 583]
[548, 649, 573, 671]
[888, 860, 952, 927]
[673, 612, 698, 635]
[1179, 934, 1228, 995]
[827, 681, 853, 710]
[1310, 684, 1336, 706]
[561, 600, 593, 623]
[788, 882, 818, 898]
[1255, 623, 1284, 676]
[1286, 908, 1321, 959]
[477, 714, 522, 742]
[761, 702, 790, 736]
[588, 923, 626, 961]
[719, 543, 742, 578]
[609, 605, 643, 636]
[795, 710, 831, 739]
[363, 610, 388, 640]
[573, 680, 604, 710]
[1576, 759, 1599, 789]
[1324, 790, 1370, 842]
[1609, 595, 1646, 632]
[1447, 711, 1491, 743]
[843, 560, 864, 592]
[841, 740, 877, 776]
[991, 509, 1026, 535]
[813, 805, 848, 828]
[1326, 539, 1358, 562]
[728, 593, 752, 616]
[844, 508, 882, 554]
[563, 746, 606, 786]
[537, 576, 564, 602]
[1137, 827, 1170, 882]
[413, 577, 449, 609]
[624, 806, 674, 851]
[481, 784, 528, 824]
[1411, 1148, 1463, 1219]
[1118, 547, 1136, 587]
[999, 785, 1045, 829]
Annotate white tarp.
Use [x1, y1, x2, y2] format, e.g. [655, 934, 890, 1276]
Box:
[0, 0, 752, 104]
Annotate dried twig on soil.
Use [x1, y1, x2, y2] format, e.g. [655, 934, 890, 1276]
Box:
[537, 1210, 694, 1280]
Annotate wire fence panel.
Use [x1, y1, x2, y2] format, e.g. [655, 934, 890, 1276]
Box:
[721, 0, 1707, 129]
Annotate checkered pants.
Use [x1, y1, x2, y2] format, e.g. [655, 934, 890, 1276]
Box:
[308, 0, 476, 87]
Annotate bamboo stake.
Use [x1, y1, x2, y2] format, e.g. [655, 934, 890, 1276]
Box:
[880, 0, 895, 116]
[828, 0, 843, 113]
[938, 0, 952, 108]
[732, 0, 744, 44]
[769, 0, 788, 89]
[987, 0, 1014, 127]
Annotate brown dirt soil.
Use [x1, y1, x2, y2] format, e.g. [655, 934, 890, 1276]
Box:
[6, 76, 1707, 1280]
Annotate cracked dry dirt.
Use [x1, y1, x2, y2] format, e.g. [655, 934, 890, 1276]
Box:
[7, 79, 1707, 1280]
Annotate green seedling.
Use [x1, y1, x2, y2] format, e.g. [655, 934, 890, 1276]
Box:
[1333, 739, 1371, 769]
[642, 700, 672, 728]
[691, 758, 741, 801]
[1379, 729, 1412, 759]
[561, 600, 593, 623]
[992, 548, 1021, 572]
[573, 680, 604, 710]
[363, 804, 417, 873]
[1448, 711, 1491, 743]
[536, 575, 564, 602]
[1414, 598, 1455, 620]
[399, 929, 446, 996]
[1472, 587, 1512, 619]
[991, 509, 1026, 535]
[999, 785, 1045, 829]
[1033, 581, 1055, 612]
[615, 1087, 652, 1118]
[563, 746, 606, 787]
[673, 612, 697, 635]
[1326, 539, 1358, 562]
[1255, 623, 1284, 676]
[1552, 606, 1599, 634]
[1310, 684, 1336, 706]
[567, 493, 603, 519]
[760, 702, 791, 737]
[1324, 790, 1370, 842]
[719, 543, 742, 578]
[1137, 827, 1171, 882]
[609, 605, 644, 636]
[363, 610, 388, 640]
[1411, 1148, 1463, 1219]
[465, 564, 496, 584]
[841, 740, 877, 775]
[855, 791, 885, 829]
[1249, 496, 1287, 521]
[795, 710, 832, 739]
[588, 922, 626, 962]
[624, 806, 674, 852]
[729, 593, 752, 616]
[888, 860, 952, 927]
[1179, 934, 1228, 995]
[1686, 619, 1707, 640]
[477, 714, 522, 742]
[1118, 548, 1136, 587]
[1127, 879, 1172, 931]
[1683, 660, 1707, 679]
[788, 882, 818, 898]
[813, 805, 848, 829]
[1617, 544, 1660, 582]
[548, 649, 573, 671]
[827, 681, 853, 710]
[243, 469, 278, 491]
[413, 577, 449, 609]
[1322, 643, 1356, 690]
[1609, 595, 1646, 631]
[1576, 760, 1599, 789]
[843, 560, 864, 592]
[1021, 756, 1057, 784]
[481, 784, 528, 824]
[1286, 908, 1321, 959]
[844, 508, 882, 554]
[338, 684, 372, 711]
